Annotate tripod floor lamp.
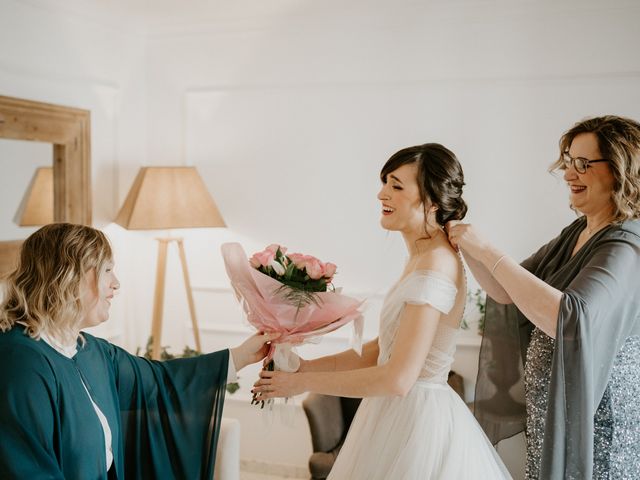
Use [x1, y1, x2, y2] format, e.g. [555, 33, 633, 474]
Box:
[115, 166, 226, 360]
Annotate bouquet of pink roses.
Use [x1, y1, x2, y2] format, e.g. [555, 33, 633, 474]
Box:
[221, 243, 363, 403]
[249, 245, 337, 310]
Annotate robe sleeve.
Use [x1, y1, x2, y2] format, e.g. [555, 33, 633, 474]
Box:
[474, 218, 585, 444]
[541, 228, 640, 479]
[97, 339, 229, 480]
[473, 298, 527, 443]
[0, 345, 65, 480]
[473, 231, 567, 444]
[516, 222, 582, 364]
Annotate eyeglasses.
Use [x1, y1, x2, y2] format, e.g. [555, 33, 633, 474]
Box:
[560, 152, 609, 174]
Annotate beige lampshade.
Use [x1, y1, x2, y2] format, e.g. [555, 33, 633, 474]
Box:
[14, 166, 54, 226]
[115, 166, 226, 230]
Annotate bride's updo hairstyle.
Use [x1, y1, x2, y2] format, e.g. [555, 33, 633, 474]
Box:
[380, 143, 468, 231]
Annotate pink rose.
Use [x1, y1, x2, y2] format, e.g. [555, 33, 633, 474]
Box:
[324, 262, 337, 278]
[249, 256, 261, 269]
[266, 244, 287, 255]
[250, 249, 275, 268]
[305, 257, 324, 280]
[288, 253, 307, 270]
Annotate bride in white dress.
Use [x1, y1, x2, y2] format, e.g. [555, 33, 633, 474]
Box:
[253, 143, 512, 479]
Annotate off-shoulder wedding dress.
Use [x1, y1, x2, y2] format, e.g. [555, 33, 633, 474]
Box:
[328, 270, 512, 479]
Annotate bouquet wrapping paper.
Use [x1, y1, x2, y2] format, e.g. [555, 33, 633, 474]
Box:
[221, 242, 364, 374]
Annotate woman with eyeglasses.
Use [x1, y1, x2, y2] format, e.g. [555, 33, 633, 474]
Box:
[447, 116, 640, 479]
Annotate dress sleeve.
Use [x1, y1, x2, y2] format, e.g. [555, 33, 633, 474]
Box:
[401, 271, 457, 314]
[0, 346, 65, 480]
[99, 339, 229, 480]
[562, 234, 640, 343]
[541, 229, 640, 479]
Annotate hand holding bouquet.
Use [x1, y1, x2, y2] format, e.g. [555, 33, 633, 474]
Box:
[221, 243, 363, 406]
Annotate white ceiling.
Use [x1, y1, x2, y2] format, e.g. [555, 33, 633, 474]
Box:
[25, 0, 321, 30]
[21, 0, 640, 34]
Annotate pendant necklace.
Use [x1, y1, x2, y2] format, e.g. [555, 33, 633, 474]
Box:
[585, 217, 611, 236]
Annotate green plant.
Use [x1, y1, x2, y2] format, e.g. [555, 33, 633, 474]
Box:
[460, 289, 487, 335]
[473, 288, 486, 335]
[137, 336, 240, 394]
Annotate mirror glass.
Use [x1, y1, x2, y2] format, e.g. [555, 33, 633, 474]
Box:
[0, 138, 52, 241]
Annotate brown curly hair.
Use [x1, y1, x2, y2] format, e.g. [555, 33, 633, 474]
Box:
[550, 115, 640, 222]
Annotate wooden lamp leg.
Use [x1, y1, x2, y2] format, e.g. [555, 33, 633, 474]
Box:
[176, 238, 202, 352]
[151, 238, 170, 360]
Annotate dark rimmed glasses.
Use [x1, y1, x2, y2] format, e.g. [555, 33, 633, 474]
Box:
[560, 151, 609, 174]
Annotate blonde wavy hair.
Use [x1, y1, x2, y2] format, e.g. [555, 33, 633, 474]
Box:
[0, 223, 112, 344]
[550, 115, 640, 222]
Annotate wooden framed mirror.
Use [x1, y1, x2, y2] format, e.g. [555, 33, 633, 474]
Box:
[0, 95, 91, 276]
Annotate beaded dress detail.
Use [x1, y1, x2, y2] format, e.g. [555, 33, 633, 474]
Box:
[525, 329, 640, 479]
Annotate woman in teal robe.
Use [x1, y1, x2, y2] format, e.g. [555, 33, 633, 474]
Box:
[0, 223, 276, 480]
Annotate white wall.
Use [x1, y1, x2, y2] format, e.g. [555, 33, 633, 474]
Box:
[2, 1, 640, 478]
[0, 0, 148, 345]
[143, 2, 640, 476]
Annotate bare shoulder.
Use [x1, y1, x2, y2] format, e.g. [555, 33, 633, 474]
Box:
[412, 240, 462, 283]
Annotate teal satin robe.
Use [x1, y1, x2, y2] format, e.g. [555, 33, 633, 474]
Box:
[0, 327, 228, 479]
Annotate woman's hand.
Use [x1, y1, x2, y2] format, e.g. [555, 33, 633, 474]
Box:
[230, 332, 280, 371]
[445, 221, 491, 260]
[252, 370, 306, 400]
[296, 357, 308, 373]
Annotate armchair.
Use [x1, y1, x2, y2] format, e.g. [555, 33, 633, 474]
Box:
[302, 395, 361, 480]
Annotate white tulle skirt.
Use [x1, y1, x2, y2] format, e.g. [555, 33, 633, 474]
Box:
[327, 381, 512, 480]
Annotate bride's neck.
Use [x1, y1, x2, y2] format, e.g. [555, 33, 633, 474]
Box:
[403, 225, 444, 258]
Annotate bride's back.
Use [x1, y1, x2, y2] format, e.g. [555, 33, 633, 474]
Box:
[379, 235, 467, 384]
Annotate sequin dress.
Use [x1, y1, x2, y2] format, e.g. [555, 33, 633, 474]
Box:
[524, 328, 640, 479]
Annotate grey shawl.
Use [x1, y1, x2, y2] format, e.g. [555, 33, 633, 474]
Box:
[474, 217, 640, 479]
